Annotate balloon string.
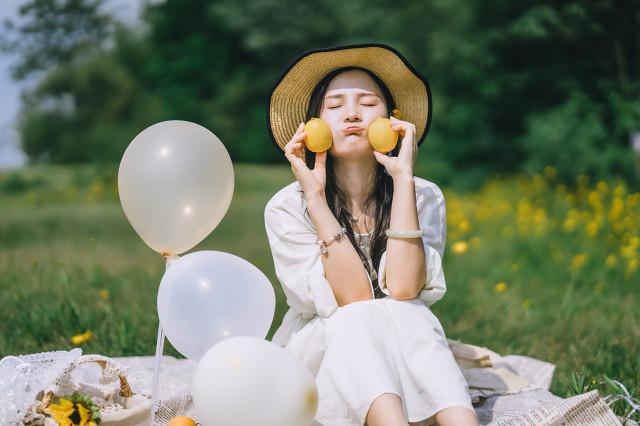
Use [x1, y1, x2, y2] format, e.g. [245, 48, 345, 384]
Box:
[151, 254, 178, 423]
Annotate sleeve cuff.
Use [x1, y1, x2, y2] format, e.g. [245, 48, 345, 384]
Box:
[377, 246, 447, 307]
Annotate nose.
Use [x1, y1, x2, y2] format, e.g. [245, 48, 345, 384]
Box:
[343, 98, 362, 122]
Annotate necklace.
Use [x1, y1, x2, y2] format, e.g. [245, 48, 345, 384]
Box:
[348, 210, 372, 235]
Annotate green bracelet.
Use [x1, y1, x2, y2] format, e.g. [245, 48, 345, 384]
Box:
[385, 229, 425, 238]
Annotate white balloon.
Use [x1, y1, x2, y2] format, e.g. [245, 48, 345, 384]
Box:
[192, 336, 318, 426]
[157, 251, 275, 361]
[118, 120, 234, 255]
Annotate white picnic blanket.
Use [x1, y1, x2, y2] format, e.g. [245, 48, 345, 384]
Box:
[0, 341, 634, 425]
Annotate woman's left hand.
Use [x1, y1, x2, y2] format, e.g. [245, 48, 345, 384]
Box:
[373, 116, 418, 179]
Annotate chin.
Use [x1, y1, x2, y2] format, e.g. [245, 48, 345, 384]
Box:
[332, 141, 372, 159]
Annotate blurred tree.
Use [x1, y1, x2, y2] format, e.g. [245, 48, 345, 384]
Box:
[1, 0, 114, 80]
[470, 0, 640, 184]
[2, 0, 638, 188]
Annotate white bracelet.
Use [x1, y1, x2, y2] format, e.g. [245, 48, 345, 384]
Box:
[385, 229, 425, 238]
[316, 227, 347, 254]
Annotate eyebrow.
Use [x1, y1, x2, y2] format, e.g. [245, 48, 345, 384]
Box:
[324, 91, 381, 100]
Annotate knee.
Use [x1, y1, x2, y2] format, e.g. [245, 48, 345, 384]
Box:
[434, 405, 479, 426]
[366, 393, 407, 426]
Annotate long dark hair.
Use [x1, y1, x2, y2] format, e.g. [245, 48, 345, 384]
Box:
[303, 66, 402, 298]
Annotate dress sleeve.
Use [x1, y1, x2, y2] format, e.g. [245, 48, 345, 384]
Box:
[264, 197, 339, 318]
[377, 181, 447, 307]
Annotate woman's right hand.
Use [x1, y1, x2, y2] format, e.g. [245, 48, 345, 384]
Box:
[284, 122, 327, 201]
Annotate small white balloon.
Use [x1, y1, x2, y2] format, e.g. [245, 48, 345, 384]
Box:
[118, 120, 234, 255]
[192, 336, 318, 426]
[157, 251, 275, 361]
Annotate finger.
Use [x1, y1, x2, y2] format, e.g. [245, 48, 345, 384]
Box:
[285, 140, 301, 157]
[373, 150, 389, 166]
[286, 130, 306, 149]
[286, 141, 306, 160]
[286, 133, 307, 157]
[287, 154, 308, 172]
[314, 150, 327, 171]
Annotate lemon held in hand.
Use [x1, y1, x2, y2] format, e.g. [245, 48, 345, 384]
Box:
[368, 117, 399, 153]
[304, 118, 333, 152]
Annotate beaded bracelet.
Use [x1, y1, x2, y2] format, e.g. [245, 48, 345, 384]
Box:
[316, 227, 347, 254]
[385, 229, 426, 238]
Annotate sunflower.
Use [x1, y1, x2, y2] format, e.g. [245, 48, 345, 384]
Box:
[45, 392, 101, 426]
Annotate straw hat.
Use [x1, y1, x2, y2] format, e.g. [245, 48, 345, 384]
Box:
[266, 43, 433, 153]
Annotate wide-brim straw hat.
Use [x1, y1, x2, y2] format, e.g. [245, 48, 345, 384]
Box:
[266, 43, 433, 153]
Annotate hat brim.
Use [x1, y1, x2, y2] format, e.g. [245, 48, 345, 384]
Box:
[267, 43, 433, 152]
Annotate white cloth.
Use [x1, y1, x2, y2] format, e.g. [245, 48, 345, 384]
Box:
[264, 177, 475, 425]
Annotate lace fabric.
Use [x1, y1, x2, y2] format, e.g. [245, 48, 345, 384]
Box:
[2, 348, 631, 425]
[0, 349, 82, 425]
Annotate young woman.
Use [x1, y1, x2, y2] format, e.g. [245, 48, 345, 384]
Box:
[264, 44, 480, 426]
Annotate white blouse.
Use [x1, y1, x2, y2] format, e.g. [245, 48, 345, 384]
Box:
[264, 176, 448, 353]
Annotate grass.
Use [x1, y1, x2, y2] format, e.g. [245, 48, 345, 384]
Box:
[0, 163, 638, 417]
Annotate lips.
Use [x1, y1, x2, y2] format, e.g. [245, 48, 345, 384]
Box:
[343, 126, 364, 134]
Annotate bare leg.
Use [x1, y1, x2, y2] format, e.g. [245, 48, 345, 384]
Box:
[408, 420, 432, 426]
[365, 393, 409, 426]
[434, 405, 480, 426]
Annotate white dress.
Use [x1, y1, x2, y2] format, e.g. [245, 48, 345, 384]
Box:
[263, 177, 474, 426]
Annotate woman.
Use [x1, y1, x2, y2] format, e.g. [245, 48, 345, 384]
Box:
[264, 44, 480, 426]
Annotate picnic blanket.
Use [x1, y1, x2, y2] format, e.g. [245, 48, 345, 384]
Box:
[1, 340, 634, 425]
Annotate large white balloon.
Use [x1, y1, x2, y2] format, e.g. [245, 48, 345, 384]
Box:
[118, 120, 234, 255]
[192, 336, 318, 426]
[157, 251, 275, 361]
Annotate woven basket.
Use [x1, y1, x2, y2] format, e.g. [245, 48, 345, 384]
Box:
[22, 354, 152, 426]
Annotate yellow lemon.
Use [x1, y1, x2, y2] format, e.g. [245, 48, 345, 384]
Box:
[168, 416, 196, 426]
[304, 118, 333, 152]
[368, 117, 398, 152]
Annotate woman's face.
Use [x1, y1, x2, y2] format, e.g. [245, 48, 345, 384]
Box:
[319, 69, 389, 159]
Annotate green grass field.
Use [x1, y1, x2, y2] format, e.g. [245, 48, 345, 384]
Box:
[0, 163, 638, 412]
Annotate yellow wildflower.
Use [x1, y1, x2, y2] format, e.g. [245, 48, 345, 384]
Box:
[70, 330, 94, 346]
[620, 245, 635, 259]
[613, 184, 625, 198]
[596, 181, 609, 195]
[605, 254, 617, 269]
[570, 254, 588, 271]
[458, 220, 470, 232]
[98, 289, 109, 300]
[451, 241, 468, 254]
[494, 282, 508, 293]
[586, 221, 599, 237]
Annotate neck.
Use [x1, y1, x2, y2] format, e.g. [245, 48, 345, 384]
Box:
[332, 156, 377, 214]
